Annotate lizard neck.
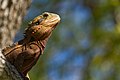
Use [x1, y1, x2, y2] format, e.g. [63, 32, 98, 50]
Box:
[38, 37, 49, 52]
[18, 33, 51, 51]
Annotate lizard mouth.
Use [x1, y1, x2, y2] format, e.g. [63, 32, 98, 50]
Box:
[38, 22, 59, 40]
[53, 22, 59, 28]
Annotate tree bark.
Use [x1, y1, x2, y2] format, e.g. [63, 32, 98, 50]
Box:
[0, 50, 23, 80]
[0, 0, 31, 48]
[0, 0, 31, 80]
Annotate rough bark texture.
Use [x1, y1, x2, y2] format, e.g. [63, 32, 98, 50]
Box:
[0, 49, 23, 80]
[0, 0, 31, 80]
[0, 0, 31, 49]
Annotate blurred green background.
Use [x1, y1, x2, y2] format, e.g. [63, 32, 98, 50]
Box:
[14, 0, 120, 80]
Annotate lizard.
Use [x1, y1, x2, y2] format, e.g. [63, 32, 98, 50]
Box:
[2, 12, 60, 80]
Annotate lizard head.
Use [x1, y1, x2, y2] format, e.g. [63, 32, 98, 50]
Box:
[25, 12, 60, 40]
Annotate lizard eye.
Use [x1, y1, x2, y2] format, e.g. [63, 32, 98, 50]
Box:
[35, 18, 43, 25]
[35, 21, 39, 25]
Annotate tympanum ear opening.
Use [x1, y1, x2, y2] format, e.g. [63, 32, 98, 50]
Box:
[28, 21, 32, 26]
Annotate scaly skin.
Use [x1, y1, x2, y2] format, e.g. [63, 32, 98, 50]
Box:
[2, 12, 60, 79]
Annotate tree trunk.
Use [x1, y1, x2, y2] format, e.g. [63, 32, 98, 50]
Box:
[0, 0, 31, 79]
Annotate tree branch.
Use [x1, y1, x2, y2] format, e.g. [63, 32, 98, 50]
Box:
[0, 49, 23, 80]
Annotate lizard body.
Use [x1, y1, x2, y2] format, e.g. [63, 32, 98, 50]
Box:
[2, 12, 60, 79]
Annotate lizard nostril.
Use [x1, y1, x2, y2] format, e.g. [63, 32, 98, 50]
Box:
[43, 13, 49, 18]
